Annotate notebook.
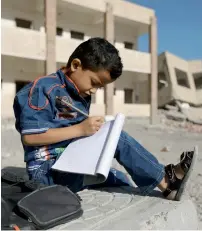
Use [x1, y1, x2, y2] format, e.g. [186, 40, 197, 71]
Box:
[51, 113, 125, 185]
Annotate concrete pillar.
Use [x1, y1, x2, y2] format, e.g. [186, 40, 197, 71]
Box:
[97, 89, 104, 105]
[104, 2, 114, 116]
[133, 36, 138, 50]
[44, 0, 56, 74]
[1, 82, 16, 118]
[149, 16, 158, 124]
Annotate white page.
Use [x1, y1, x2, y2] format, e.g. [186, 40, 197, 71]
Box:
[96, 113, 125, 176]
[51, 119, 114, 175]
[84, 114, 125, 185]
[51, 113, 125, 185]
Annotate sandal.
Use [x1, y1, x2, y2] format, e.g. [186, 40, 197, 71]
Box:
[163, 146, 198, 201]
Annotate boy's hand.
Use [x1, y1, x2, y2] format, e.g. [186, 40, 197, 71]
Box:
[79, 116, 105, 136]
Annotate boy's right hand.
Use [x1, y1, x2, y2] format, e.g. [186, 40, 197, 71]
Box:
[78, 116, 105, 136]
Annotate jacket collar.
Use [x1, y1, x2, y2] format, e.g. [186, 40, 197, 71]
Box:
[56, 69, 79, 97]
[56, 69, 91, 104]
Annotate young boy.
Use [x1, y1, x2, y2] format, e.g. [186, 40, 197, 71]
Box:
[14, 38, 196, 200]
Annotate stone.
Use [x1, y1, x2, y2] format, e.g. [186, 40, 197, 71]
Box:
[165, 111, 186, 122]
[165, 104, 178, 111]
[161, 146, 171, 152]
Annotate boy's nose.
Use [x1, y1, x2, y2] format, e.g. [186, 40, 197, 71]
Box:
[90, 88, 97, 94]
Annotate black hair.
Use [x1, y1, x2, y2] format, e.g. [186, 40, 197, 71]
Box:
[67, 37, 123, 79]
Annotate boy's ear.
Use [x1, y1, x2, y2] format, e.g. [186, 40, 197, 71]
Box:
[70, 59, 82, 72]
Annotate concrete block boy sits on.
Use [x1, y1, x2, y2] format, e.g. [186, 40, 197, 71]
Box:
[14, 38, 196, 200]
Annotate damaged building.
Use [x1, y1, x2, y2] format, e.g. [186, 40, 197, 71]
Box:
[158, 51, 202, 107]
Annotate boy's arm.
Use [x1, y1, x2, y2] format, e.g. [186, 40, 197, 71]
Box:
[22, 116, 104, 146]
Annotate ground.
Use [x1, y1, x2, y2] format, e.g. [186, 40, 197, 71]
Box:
[1, 117, 202, 228]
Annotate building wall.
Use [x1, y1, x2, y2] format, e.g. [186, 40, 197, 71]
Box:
[90, 104, 150, 117]
[189, 60, 202, 73]
[166, 52, 197, 104]
[157, 53, 172, 107]
[1, 82, 16, 118]
[61, 0, 155, 25]
[158, 52, 202, 107]
[196, 91, 202, 105]
[189, 60, 202, 105]
[1, 56, 150, 118]
[1, 0, 152, 73]
[1, 26, 151, 73]
[1, 0, 153, 118]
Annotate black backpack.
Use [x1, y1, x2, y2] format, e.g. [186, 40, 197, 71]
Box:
[1, 169, 83, 230]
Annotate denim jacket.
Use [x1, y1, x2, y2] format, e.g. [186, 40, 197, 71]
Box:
[13, 69, 91, 173]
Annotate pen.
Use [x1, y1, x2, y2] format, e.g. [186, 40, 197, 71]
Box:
[56, 96, 89, 118]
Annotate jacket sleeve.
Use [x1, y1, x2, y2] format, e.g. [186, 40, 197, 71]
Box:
[13, 85, 54, 135]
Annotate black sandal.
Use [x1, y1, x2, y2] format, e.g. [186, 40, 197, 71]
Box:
[163, 146, 198, 201]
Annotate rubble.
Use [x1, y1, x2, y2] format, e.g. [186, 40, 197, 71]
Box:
[165, 104, 178, 111]
[164, 110, 186, 122]
[161, 146, 171, 152]
[187, 118, 202, 125]
[159, 101, 202, 132]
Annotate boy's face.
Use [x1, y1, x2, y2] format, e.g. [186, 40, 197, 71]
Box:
[69, 59, 114, 98]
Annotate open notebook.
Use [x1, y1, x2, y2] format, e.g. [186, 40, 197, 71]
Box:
[51, 113, 125, 185]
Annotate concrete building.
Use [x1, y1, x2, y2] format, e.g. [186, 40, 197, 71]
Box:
[158, 52, 202, 107]
[1, 0, 158, 123]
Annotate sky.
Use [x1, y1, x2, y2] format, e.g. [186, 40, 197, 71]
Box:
[128, 0, 202, 60]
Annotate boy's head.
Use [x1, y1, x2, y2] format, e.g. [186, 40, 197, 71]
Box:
[65, 37, 123, 97]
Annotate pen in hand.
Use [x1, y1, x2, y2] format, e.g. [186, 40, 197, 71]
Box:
[56, 96, 89, 118]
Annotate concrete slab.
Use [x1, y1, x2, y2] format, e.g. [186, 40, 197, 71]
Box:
[165, 111, 186, 122]
[165, 105, 178, 111]
[53, 187, 199, 230]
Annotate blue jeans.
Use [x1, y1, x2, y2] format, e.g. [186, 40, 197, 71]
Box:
[29, 131, 165, 195]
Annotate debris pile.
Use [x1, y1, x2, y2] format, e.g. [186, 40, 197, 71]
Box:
[159, 101, 202, 133]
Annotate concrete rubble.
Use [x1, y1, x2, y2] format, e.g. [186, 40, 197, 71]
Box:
[159, 101, 202, 133]
[161, 146, 171, 152]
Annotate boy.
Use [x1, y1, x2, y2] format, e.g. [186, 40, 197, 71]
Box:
[14, 38, 196, 200]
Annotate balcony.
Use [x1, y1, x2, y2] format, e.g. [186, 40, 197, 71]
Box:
[1, 26, 151, 73]
[1, 26, 46, 60]
[62, 0, 154, 25]
[119, 49, 151, 73]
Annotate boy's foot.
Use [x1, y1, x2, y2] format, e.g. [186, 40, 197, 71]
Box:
[163, 146, 198, 201]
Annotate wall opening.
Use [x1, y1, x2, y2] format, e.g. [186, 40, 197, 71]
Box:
[158, 71, 167, 90]
[15, 18, 32, 29]
[124, 88, 133, 104]
[175, 68, 190, 88]
[70, 30, 84, 40]
[56, 27, 63, 36]
[193, 72, 202, 90]
[15, 81, 30, 93]
[124, 42, 133, 50]
[134, 81, 149, 104]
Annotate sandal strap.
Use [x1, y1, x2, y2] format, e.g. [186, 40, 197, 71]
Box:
[180, 151, 193, 173]
[163, 164, 182, 198]
[163, 187, 172, 198]
[163, 151, 194, 199]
